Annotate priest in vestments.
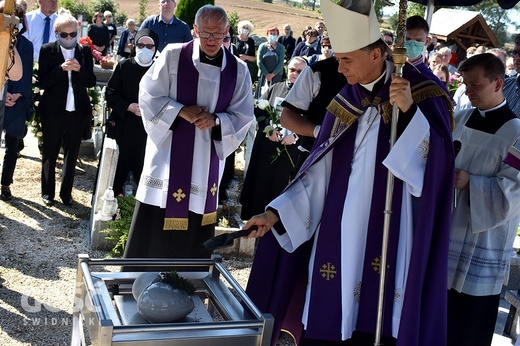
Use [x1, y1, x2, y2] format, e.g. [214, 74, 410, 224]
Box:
[447, 53, 520, 346]
[243, 0, 455, 345]
[123, 5, 254, 268]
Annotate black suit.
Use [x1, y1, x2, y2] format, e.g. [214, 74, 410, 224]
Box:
[38, 42, 96, 203]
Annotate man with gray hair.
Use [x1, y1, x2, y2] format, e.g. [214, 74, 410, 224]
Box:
[123, 5, 254, 267]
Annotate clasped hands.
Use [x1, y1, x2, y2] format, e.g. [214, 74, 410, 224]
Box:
[61, 58, 81, 72]
[5, 92, 21, 107]
[179, 105, 216, 131]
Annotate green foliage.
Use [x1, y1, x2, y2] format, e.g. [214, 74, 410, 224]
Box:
[90, 0, 119, 14]
[114, 12, 127, 26]
[176, 0, 214, 29]
[227, 11, 240, 34]
[101, 196, 137, 257]
[139, 0, 149, 24]
[160, 271, 196, 295]
[60, 0, 91, 20]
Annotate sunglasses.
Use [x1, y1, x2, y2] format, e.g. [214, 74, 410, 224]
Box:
[322, 45, 332, 49]
[288, 68, 302, 74]
[223, 36, 231, 43]
[136, 43, 155, 49]
[385, 41, 393, 45]
[59, 31, 78, 38]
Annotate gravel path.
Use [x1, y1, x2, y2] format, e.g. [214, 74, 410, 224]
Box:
[0, 132, 294, 345]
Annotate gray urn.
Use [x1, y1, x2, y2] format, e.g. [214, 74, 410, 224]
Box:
[132, 272, 161, 301]
[137, 282, 195, 323]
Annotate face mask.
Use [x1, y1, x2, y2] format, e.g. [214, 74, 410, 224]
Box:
[268, 35, 277, 42]
[507, 69, 518, 77]
[241, 28, 249, 35]
[405, 40, 425, 60]
[56, 34, 77, 49]
[135, 47, 155, 65]
[18, 22, 23, 32]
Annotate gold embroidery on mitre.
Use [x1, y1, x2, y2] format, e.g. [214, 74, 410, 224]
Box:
[201, 211, 217, 226]
[320, 262, 337, 281]
[210, 183, 217, 196]
[173, 188, 186, 202]
[164, 218, 188, 230]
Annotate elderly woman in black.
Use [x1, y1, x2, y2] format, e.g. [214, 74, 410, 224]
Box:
[39, 14, 96, 206]
[106, 29, 159, 196]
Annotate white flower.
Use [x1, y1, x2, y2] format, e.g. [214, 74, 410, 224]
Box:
[32, 76, 37, 84]
[34, 101, 39, 107]
[92, 110, 98, 116]
[94, 104, 101, 111]
[39, 89, 44, 95]
[37, 132, 43, 137]
[33, 87, 40, 94]
[31, 121, 37, 126]
[256, 98, 270, 110]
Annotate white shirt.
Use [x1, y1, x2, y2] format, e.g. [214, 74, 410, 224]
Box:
[60, 45, 76, 112]
[23, 10, 57, 61]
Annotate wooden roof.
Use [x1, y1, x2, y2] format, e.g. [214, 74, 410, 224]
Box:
[429, 8, 499, 51]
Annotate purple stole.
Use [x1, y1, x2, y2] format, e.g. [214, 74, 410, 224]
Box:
[163, 41, 237, 230]
[298, 79, 403, 341]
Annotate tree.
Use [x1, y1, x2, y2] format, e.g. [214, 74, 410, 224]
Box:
[139, 0, 149, 24]
[176, 0, 214, 29]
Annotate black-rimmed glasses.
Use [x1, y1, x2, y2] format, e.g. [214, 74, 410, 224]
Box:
[198, 31, 226, 40]
[136, 43, 155, 49]
[59, 31, 78, 38]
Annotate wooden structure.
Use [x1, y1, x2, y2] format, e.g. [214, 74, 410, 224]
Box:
[430, 8, 499, 61]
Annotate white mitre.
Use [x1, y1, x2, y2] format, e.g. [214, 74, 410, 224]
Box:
[320, 0, 382, 54]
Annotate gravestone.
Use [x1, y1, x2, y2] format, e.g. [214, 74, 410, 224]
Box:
[89, 136, 119, 249]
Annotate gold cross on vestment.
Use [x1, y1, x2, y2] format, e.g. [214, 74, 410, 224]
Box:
[320, 262, 336, 281]
[210, 183, 217, 196]
[371, 256, 390, 274]
[173, 188, 186, 202]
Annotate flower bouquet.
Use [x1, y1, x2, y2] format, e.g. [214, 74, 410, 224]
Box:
[255, 98, 295, 167]
[78, 36, 103, 62]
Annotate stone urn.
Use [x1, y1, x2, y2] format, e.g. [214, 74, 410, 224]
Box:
[132, 272, 161, 301]
[132, 271, 196, 323]
[137, 282, 195, 323]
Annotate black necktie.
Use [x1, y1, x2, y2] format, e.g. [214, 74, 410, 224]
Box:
[42, 17, 50, 45]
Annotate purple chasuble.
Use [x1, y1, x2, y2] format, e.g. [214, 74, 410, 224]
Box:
[246, 63, 455, 346]
[164, 41, 237, 230]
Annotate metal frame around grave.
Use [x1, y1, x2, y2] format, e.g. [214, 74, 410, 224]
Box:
[71, 254, 273, 346]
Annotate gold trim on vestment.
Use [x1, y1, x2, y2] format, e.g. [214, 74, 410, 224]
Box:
[327, 99, 358, 128]
[163, 218, 189, 230]
[202, 211, 217, 226]
[163, 211, 217, 230]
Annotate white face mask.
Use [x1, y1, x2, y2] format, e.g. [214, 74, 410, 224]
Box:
[241, 28, 249, 35]
[135, 47, 155, 65]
